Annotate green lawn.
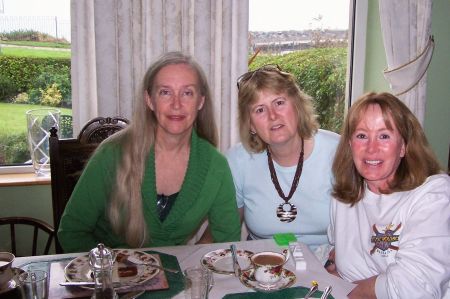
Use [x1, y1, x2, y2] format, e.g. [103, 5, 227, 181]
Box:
[0, 40, 70, 49]
[0, 46, 71, 59]
[0, 103, 72, 135]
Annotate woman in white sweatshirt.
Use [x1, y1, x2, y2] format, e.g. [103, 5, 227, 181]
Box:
[327, 92, 450, 299]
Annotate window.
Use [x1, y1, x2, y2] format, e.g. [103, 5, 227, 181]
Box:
[1, 0, 367, 174]
[0, 0, 71, 172]
[249, 0, 353, 134]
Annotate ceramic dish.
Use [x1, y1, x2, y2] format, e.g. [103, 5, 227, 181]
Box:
[239, 268, 296, 292]
[201, 248, 253, 275]
[0, 268, 24, 295]
[64, 249, 159, 290]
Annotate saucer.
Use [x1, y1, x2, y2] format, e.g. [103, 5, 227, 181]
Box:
[239, 267, 296, 293]
[0, 268, 25, 294]
[201, 248, 253, 275]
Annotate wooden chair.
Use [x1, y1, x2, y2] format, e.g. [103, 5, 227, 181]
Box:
[49, 116, 129, 253]
[0, 216, 55, 256]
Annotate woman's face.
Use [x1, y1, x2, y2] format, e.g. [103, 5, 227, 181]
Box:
[350, 104, 405, 193]
[249, 89, 300, 150]
[147, 64, 205, 138]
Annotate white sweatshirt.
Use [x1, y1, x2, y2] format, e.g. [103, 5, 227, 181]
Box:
[328, 174, 450, 299]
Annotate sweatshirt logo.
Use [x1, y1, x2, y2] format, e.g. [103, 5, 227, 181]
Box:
[370, 223, 401, 255]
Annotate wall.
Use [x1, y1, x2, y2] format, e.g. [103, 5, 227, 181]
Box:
[363, 0, 450, 168]
[425, 0, 450, 168]
[0, 185, 54, 255]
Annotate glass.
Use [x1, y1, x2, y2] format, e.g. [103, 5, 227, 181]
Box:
[19, 270, 49, 299]
[26, 108, 60, 176]
[183, 266, 214, 299]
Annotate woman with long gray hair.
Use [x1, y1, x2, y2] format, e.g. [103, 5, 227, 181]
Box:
[58, 52, 241, 252]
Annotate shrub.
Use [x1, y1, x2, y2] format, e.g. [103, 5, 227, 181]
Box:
[0, 56, 71, 103]
[40, 83, 62, 106]
[0, 73, 18, 102]
[13, 92, 30, 104]
[0, 29, 68, 43]
[27, 64, 71, 106]
[0, 132, 30, 164]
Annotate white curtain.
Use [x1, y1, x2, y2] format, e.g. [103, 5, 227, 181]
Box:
[378, 0, 434, 124]
[70, 0, 248, 151]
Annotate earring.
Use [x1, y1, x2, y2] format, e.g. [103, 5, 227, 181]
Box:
[250, 130, 256, 135]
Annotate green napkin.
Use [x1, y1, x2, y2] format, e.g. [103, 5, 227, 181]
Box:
[223, 286, 334, 299]
[139, 250, 184, 299]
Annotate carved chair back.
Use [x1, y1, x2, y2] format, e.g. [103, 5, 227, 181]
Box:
[49, 116, 129, 253]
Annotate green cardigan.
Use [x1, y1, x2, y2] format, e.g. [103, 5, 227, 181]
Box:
[58, 131, 241, 252]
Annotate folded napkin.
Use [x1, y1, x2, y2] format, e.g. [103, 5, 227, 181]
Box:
[138, 250, 184, 299]
[222, 286, 334, 299]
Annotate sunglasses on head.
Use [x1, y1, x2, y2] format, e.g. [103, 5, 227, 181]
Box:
[236, 64, 283, 90]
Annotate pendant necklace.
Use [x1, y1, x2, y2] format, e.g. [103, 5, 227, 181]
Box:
[267, 138, 304, 222]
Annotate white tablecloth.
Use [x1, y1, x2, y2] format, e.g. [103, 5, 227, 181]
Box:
[13, 239, 355, 299]
[153, 239, 355, 299]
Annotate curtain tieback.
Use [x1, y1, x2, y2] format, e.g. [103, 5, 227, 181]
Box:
[383, 35, 435, 96]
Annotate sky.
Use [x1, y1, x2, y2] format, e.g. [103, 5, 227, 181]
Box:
[250, 0, 349, 31]
[1, 0, 70, 19]
[1, 0, 349, 31]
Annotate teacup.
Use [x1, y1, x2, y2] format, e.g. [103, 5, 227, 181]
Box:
[250, 251, 287, 286]
[0, 252, 15, 289]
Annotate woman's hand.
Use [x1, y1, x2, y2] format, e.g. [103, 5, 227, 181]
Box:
[348, 276, 377, 299]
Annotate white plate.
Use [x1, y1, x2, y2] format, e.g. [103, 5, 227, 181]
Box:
[64, 249, 159, 290]
[239, 268, 296, 293]
[201, 248, 254, 275]
[0, 268, 24, 295]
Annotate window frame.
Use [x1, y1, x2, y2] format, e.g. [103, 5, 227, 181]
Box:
[1, 0, 367, 175]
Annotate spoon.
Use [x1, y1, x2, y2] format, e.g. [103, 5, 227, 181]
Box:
[230, 244, 241, 277]
[320, 285, 332, 299]
[304, 281, 319, 299]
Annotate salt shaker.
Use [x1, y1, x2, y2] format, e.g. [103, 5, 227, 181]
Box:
[88, 243, 118, 299]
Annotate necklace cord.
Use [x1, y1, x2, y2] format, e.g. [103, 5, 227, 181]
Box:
[267, 138, 304, 203]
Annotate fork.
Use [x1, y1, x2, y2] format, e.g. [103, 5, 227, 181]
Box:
[126, 256, 180, 273]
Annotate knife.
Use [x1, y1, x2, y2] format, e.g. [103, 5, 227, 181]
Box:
[230, 244, 241, 277]
[59, 281, 134, 287]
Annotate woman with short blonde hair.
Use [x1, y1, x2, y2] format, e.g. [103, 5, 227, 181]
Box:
[227, 65, 339, 249]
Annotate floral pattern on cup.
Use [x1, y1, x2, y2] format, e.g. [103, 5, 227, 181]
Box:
[250, 251, 286, 286]
[0, 252, 15, 289]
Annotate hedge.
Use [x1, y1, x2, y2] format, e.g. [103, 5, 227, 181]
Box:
[0, 56, 70, 101]
[250, 47, 347, 133]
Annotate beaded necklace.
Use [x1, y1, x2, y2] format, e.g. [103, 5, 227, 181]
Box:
[267, 138, 304, 222]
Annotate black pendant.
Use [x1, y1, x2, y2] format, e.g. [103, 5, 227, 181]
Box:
[276, 202, 297, 222]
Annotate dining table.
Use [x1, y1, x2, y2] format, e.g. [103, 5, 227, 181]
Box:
[10, 238, 355, 299]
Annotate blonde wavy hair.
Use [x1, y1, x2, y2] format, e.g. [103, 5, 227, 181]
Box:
[107, 52, 217, 247]
[332, 92, 442, 205]
[237, 66, 319, 153]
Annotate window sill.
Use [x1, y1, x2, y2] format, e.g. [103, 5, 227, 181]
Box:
[0, 173, 51, 187]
